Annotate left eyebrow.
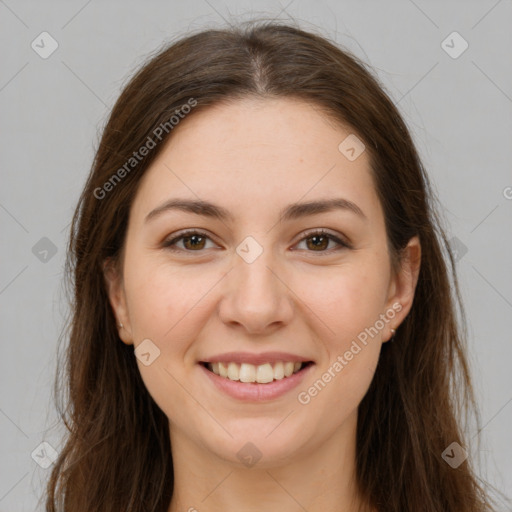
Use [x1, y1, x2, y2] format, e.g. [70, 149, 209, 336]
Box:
[279, 198, 366, 222]
[144, 197, 367, 224]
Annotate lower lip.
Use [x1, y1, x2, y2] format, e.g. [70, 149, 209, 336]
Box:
[199, 363, 314, 402]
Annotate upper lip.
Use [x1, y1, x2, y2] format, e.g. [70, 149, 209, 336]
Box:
[200, 351, 314, 366]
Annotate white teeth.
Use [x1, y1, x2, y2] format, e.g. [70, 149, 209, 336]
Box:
[256, 363, 274, 383]
[218, 361, 229, 378]
[273, 361, 284, 380]
[239, 363, 255, 382]
[227, 362, 240, 381]
[284, 362, 294, 377]
[207, 361, 306, 383]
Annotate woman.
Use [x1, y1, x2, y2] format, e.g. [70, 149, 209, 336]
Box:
[45, 20, 501, 512]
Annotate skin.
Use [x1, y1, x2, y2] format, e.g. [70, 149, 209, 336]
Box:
[104, 97, 421, 512]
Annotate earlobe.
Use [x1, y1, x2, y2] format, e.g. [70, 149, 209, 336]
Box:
[102, 258, 133, 345]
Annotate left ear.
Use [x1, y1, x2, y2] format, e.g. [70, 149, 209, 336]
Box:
[383, 236, 421, 341]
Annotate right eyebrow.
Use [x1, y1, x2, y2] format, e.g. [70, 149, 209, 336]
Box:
[145, 198, 234, 224]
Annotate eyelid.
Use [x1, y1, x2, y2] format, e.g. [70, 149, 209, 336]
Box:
[162, 228, 218, 251]
[162, 228, 351, 253]
[295, 228, 352, 250]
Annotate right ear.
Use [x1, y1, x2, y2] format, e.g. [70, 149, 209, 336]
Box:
[103, 258, 134, 345]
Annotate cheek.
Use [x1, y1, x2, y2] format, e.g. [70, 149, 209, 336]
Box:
[293, 259, 390, 346]
[123, 260, 212, 424]
[124, 257, 212, 343]
[291, 261, 388, 408]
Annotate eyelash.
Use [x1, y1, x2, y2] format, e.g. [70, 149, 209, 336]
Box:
[162, 228, 351, 255]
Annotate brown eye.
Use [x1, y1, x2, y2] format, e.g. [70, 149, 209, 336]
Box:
[305, 234, 330, 251]
[295, 230, 349, 253]
[181, 234, 207, 250]
[163, 230, 215, 252]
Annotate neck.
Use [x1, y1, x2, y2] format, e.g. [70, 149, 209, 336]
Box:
[167, 410, 373, 512]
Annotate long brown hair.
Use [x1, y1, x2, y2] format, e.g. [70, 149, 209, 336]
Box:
[45, 19, 502, 511]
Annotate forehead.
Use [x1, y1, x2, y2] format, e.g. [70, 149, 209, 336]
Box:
[131, 97, 381, 224]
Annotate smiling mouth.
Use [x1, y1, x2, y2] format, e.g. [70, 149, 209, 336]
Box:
[200, 361, 314, 384]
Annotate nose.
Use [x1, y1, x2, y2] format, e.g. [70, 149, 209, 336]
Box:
[217, 244, 294, 335]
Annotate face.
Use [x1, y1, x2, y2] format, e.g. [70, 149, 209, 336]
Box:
[105, 97, 420, 468]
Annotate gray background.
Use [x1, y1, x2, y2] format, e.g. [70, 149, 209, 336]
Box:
[1, 0, 511, 509]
